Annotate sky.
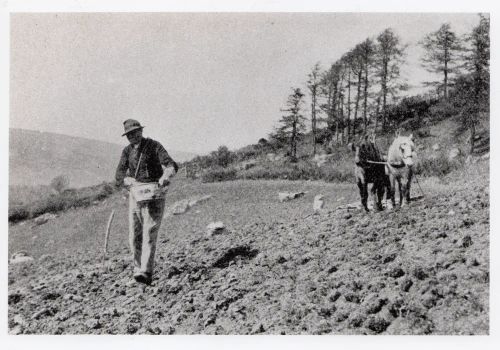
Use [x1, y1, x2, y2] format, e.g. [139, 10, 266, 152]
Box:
[9, 12, 482, 155]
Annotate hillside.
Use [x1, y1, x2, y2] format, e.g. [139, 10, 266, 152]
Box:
[9, 128, 196, 188]
[8, 158, 489, 334]
[8, 116, 490, 335]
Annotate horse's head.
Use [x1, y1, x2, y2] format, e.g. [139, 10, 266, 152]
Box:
[397, 134, 416, 166]
[349, 133, 381, 165]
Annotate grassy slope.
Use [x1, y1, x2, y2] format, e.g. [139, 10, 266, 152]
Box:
[8, 158, 489, 334]
[9, 128, 197, 188]
[8, 118, 490, 335]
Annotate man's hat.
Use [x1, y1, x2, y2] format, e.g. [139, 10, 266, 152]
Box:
[122, 119, 145, 136]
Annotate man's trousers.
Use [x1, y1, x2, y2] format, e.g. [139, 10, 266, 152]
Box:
[128, 194, 166, 277]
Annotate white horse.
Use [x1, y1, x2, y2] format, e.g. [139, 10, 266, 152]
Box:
[386, 134, 417, 207]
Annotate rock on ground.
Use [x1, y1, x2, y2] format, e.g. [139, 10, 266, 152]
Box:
[278, 192, 305, 202]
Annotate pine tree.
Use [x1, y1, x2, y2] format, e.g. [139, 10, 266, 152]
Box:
[420, 23, 463, 100]
[462, 14, 490, 152]
[375, 28, 406, 131]
[307, 63, 322, 155]
[277, 88, 307, 161]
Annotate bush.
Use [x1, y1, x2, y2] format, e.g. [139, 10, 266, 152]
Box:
[201, 166, 238, 183]
[8, 182, 117, 223]
[214, 145, 234, 168]
[238, 159, 354, 183]
[315, 128, 332, 145]
[428, 101, 458, 122]
[50, 175, 70, 194]
[8, 206, 30, 222]
[319, 162, 354, 183]
[234, 145, 259, 162]
[416, 127, 431, 138]
[414, 154, 463, 177]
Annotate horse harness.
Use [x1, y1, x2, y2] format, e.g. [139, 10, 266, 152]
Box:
[365, 160, 406, 168]
[365, 142, 413, 169]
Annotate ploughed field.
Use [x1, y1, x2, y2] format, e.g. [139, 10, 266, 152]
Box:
[8, 161, 489, 334]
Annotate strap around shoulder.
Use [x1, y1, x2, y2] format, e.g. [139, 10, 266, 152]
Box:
[133, 138, 153, 179]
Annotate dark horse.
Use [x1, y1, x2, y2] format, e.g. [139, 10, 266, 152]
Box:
[349, 134, 390, 212]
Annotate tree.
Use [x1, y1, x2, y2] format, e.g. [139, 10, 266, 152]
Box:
[374, 28, 406, 131]
[358, 39, 376, 133]
[462, 14, 490, 152]
[319, 62, 344, 144]
[346, 48, 364, 139]
[277, 88, 307, 161]
[420, 23, 463, 100]
[214, 145, 233, 168]
[307, 62, 322, 155]
[338, 52, 355, 143]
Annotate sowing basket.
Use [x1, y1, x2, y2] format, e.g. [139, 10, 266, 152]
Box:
[130, 182, 165, 203]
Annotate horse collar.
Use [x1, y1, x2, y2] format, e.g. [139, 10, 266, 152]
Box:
[390, 161, 406, 168]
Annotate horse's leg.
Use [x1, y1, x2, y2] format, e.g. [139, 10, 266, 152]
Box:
[385, 176, 392, 207]
[401, 180, 408, 206]
[358, 180, 369, 212]
[369, 182, 377, 209]
[406, 170, 413, 203]
[376, 181, 384, 211]
[397, 178, 404, 207]
[389, 174, 396, 207]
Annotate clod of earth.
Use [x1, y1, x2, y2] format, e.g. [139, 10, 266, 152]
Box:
[212, 245, 259, 269]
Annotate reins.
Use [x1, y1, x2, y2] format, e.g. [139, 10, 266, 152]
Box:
[366, 160, 405, 168]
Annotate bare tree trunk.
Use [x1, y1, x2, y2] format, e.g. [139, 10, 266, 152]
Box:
[444, 46, 449, 100]
[346, 71, 352, 143]
[363, 65, 369, 133]
[374, 95, 381, 133]
[291, 121, 297, 159]
[311, 90, 317, 156]
[340, 95, 345, 145]
[381, 57, 388, 131]
[335, 120, 339, 144]
[353, 70, 362, 138]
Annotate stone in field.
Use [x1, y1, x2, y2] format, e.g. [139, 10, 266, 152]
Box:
[206, 222, 226, 237]
[10, 325, 23, 335]
[85, 318, 101, 329]
[171, 195, 212, 215]
[449, 147, 461, 160]
[10, 251, 34, 264]
[313, 195, 324, 211]
[13, 314, 28, 327]
[33, 213, 57, 226]
[278, 191, 305, 202]
[171, 199, 190, 215]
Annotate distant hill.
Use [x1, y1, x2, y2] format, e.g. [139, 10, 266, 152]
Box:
[9, 129, 196, 188]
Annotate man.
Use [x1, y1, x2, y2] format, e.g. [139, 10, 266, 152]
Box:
[115, 119, 179, 285]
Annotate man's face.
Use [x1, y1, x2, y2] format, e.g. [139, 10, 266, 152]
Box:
[126, 129, 143, 146]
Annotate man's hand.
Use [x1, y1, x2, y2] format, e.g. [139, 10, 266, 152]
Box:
[124, 177, 136, 187]
[158, 176, 170, 187]
[159, 166, 177, 187]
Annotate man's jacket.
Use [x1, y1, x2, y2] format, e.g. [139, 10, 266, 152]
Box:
[115, 137, 178, 187]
